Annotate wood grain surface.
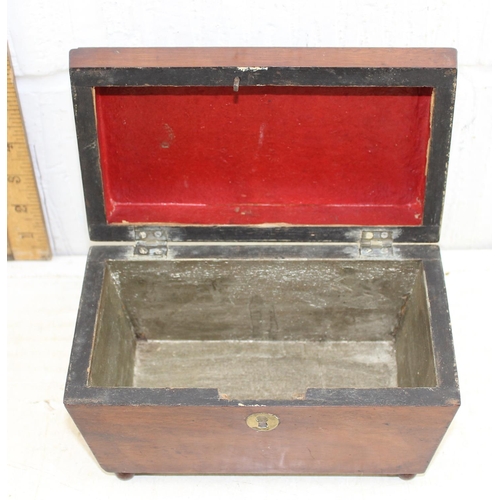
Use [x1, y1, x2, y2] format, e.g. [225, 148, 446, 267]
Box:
[70, 47, 457, 69]
[67, 404, 458, 475]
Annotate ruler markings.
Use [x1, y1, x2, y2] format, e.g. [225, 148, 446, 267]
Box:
[7, 50, 52, 260]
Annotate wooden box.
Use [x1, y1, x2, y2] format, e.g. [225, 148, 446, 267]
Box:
[64, 48, 460, 479]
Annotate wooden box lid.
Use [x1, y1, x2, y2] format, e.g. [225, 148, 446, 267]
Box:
[70, 47, 456, 243]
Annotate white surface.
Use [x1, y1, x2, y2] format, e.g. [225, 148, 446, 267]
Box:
[7, 250, 497, 499]
[6, 0, 492, 254]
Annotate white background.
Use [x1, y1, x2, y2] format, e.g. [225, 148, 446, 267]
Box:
[6, 2, 496, 500]
[7, 0, 492, 254]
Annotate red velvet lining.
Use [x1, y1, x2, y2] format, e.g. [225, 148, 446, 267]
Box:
[95, 86, 432, 226]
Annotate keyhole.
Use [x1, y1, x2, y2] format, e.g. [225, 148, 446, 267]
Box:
[256, 416, 268, 429]
[246, 412, 279, 431]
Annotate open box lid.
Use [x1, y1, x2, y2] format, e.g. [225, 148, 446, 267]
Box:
[70, 47, 456, 244]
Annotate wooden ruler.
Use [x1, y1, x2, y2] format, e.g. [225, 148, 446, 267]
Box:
[7, 51, 51, 260]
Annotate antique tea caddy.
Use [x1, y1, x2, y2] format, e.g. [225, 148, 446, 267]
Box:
[64, 48, 460, 479]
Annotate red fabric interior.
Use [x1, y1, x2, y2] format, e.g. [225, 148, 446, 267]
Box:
[95, 86, 432, 226]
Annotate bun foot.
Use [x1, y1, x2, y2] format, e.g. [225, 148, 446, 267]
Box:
[399, 474, 416, 480]
[116, 473, 134, 480]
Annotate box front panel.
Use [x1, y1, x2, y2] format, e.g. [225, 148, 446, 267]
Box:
[67, 404, 457, 475]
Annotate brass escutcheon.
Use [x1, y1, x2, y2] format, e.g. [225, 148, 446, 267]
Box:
[246, 413, 280, 431]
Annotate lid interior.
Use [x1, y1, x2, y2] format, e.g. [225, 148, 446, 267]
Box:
[95, 86, 433, 227]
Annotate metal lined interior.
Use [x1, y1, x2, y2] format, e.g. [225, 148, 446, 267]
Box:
[89, 259, 436, 399]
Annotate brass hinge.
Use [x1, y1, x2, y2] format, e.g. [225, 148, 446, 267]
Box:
[359, 230, 393, 257]
[134, 227, 168, 257]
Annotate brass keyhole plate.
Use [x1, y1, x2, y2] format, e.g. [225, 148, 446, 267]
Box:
[246, 413, 280, 431]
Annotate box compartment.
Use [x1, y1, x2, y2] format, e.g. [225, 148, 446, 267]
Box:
[90, 259, 436, 399]
[65, 243, 459, 476]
